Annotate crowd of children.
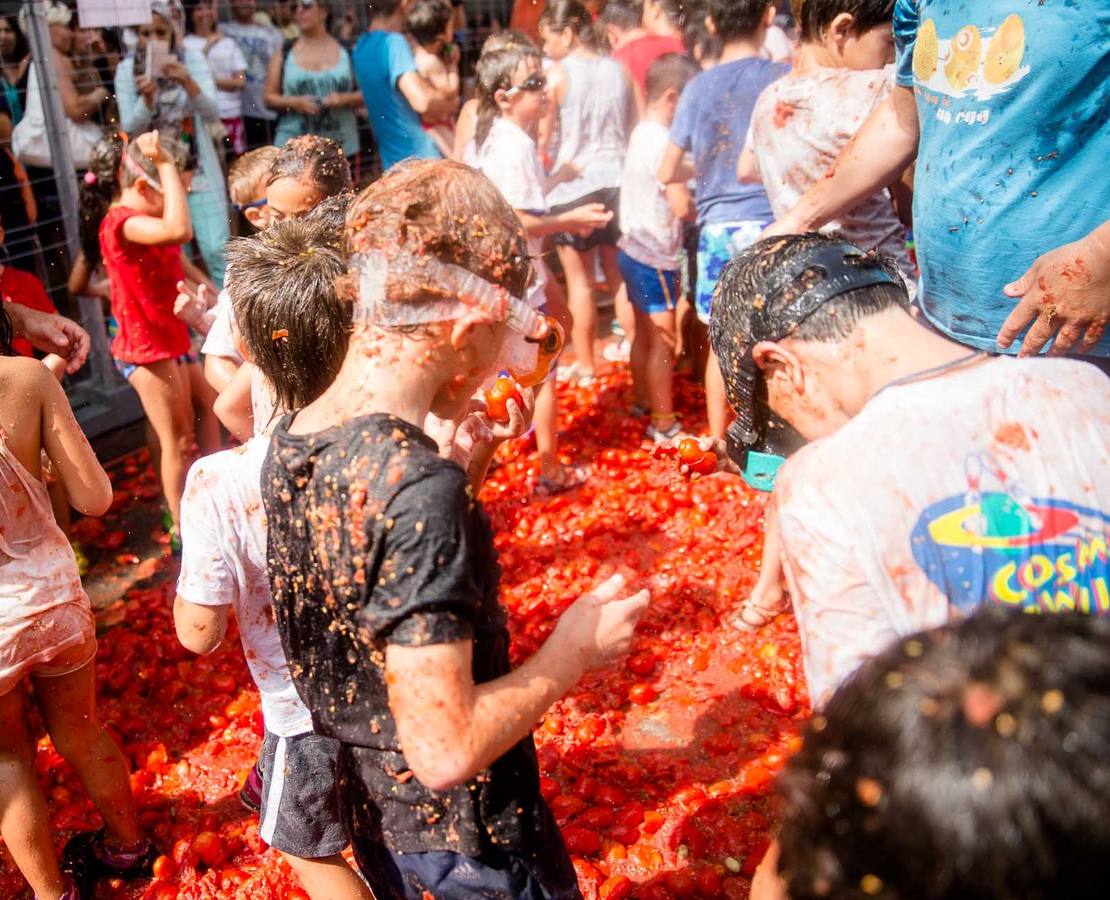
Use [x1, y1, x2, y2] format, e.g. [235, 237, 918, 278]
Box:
[3, 0, 1109, 898]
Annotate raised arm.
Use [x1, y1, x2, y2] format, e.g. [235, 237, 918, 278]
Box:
[121, 132, 194, 246]
[766, 85, 920, 235]
[115, 58, 155, 135]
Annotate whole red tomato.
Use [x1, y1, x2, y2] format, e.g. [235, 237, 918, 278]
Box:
[677, 438, 718, 476]
[485, 376, 523, 425]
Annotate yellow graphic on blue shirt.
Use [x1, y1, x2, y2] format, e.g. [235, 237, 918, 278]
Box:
[913, 13, 1028, 101]
[910, 453, 1110, 615]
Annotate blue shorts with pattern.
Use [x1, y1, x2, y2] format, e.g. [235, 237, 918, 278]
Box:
[694, 220, 768, 325]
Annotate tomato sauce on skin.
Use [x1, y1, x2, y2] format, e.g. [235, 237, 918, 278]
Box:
[1, 369, 806, 900]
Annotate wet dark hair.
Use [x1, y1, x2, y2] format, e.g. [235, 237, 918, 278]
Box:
[304, 190, 354, 237]
[710, 233, 907, 414]
[708, 0, 772, 41]
[778, 608, 1110, 900]
[799, 0, 895, 42]
[540, 0, 601, 49]
[473, 41, 542, 150]
[407, 0, 453, 46]
[345, 159, 533, 313]
[226, 218, 352, 412]
[268, 134, 353, 197]
[599, 0, 644, 33]
[0, 15, 31, 63]
[645, 51, 698, 101]
[0, 303, 14, 357]
[683, 0, 721, 62]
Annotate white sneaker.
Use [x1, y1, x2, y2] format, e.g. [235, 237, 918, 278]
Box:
[646, 420, 683, 444]
[603, 339, 631, 363]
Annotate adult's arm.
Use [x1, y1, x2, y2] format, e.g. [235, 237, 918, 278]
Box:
[5, 304, 90, 372]
[997, 218, 1110, 356]
[38, 362, 112, 515]
[179, 49, 220, 122]
[387, 573, 648, 790]
[214, 69, 246, 93]
[765, 84, 920, 236]
[115, 58, 155, 134]
[397, 70, 457, 119]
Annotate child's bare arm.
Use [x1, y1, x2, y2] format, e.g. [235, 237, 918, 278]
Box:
[173, 596, 229, 655]
[658, 142, 694, 184]
[665, 182, 696, 221]
[766, 85, 920, 235]
[737, 142, 761, 184]
[121, 132, 194, 246]
[38, 364, 112, 515]
[386, 574, 648, 790]
[212, 362, 256, 442]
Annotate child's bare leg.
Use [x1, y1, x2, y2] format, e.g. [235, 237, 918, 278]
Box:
[647, 310, 677, 428]
[557, 244, 597, 377]
[629, 306, 652, 412]
[0, 686, 66, 899]
[187, 360, 222, 456]
[705, 349, 733, 441]
[738, 505, 789, 629]
[32, 647, 140, 847]
[535, 379, 562, 482]
[129, 359, 195, 531]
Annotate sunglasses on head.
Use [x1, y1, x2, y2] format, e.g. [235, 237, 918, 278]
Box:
[297, 0, 318, 8]
[503, 74, 546, 97]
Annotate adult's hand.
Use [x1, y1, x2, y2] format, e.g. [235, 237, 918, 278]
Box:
[136, 75, 157, 106]
[998, 227, 1110, 356]
[6, 305, 91, 373]
[289, 96, 321, 116]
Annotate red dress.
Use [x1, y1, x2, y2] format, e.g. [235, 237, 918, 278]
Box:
[99, 206, 191, 365]
[0, 266, 57, 358]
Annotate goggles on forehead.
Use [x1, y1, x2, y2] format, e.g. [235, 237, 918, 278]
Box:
[231, 197, 268, 211]
[727, 241, 902, 492]
[353, 251, 564, 386]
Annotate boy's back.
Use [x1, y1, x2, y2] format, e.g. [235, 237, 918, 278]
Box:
[671, 57, 788, 223]
[177, 437, 313, 737]
[751, 66, 914, 279]
[262, 411, 548, 854]
[352, 30, 441, 170]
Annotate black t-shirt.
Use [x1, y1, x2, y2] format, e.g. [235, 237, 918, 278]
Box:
[262, 413, 547, 857]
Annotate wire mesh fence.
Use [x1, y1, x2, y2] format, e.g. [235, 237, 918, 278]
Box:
[0, 0, 518, 435]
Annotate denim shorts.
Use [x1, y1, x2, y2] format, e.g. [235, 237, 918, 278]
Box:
[617, 249, 679, 315]
[113, 353, 198, 381]
[694, 220, 767, 324]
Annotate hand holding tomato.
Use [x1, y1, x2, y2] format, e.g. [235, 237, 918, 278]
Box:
[550, 573, 651, 673]
[485, 375, 524, 425]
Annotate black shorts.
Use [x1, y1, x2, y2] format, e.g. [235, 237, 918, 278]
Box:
[551, 187, 621, 251]
[258, 730, 348, 859]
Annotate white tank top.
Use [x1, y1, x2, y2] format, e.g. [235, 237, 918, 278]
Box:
[547, 54, 630, 207]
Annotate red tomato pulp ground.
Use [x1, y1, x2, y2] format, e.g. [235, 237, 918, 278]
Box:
[0, 369, 808, 899]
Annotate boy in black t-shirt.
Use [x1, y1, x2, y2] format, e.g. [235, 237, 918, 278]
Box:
[261, 159, 650, 899]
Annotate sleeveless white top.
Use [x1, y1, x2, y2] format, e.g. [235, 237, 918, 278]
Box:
[546, 54, 630, 207]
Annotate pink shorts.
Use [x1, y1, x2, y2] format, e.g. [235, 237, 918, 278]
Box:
[0, 602, 97, 696]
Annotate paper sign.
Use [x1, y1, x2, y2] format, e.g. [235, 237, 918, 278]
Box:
[76, 0, 152, 30]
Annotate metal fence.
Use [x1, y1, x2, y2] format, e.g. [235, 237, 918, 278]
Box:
[0, 0, 512, 441]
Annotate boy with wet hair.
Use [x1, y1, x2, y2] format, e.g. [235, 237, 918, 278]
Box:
[262, 158, 650, 899]
[758, 609, 1110, 900]
[174, 215, 369, 900]
[707, 233, 1110, 706]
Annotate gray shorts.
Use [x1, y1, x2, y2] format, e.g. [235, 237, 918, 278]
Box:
[258, 730, 348, 859]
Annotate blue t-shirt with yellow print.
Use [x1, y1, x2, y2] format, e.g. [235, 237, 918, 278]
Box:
[894, 0, 1110, 356]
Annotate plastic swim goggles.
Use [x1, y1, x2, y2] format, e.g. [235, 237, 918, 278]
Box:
[726, 241, 902, 492]
[353, 250, 564, 387]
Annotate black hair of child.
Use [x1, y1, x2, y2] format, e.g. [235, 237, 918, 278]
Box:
[0, 302, 14, 357]
[707, 0, 772, 42]
[407, 0, 454, 46]
[709, 233, 907, 416]
[798, 0, 895, 43]
[778, 607, 1110, 899]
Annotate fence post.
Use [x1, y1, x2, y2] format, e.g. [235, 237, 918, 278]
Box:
[23, 0, 81, 265]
